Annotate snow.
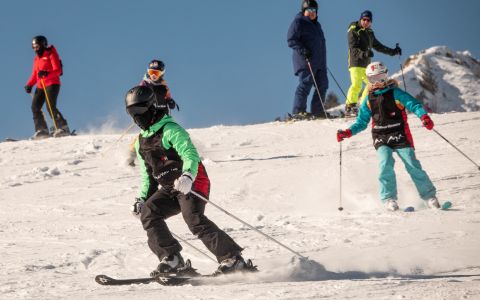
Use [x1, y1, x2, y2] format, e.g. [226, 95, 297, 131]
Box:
[1, 112, 480, 299]
[391, 46, 480, 113]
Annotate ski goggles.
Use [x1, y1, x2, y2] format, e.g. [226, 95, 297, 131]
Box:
[126, 104, 150, 116]
[305, 8, 317, 13]
[147, 69, 164, 77]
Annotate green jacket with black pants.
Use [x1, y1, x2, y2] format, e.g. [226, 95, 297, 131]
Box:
[135, 114, 243, 263]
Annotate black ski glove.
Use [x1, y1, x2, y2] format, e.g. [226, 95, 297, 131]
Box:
[394, 45, 402, 56]
[24, 85, 32, 94]
[38, 70, 48, 78]
[131, 198, 145, 218]
[301, 48, 312, 60]
[167, 98, 179, 110]
[366, 50, 374, 58]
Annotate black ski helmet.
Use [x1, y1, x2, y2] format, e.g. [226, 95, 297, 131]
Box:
[32, 35, 48, 48]
[125, 86, 162, 130]
[301, 0, 318, 12]
[125, 85, 155, 108]
[148, 60, 165, 72]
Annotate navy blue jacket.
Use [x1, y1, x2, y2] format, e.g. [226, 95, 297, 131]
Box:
[287, 13, 327, 77]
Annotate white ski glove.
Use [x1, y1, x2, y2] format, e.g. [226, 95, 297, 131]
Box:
[131, 198, 145, 218]
[174, 172, 193, 195]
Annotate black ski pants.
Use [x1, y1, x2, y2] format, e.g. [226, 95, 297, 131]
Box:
[31, 84, 68, 132]
[141, 188, 243, 263]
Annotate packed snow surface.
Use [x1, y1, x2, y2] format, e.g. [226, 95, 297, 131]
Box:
[1, 112, 480, 299]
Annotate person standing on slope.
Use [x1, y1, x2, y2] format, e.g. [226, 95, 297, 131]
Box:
[337, 61, 440, 211]
[287, 0, 328, 120]
[125, 85, 252, 276]
[24, 35, 70, 139]
[344, 10, 401, 117]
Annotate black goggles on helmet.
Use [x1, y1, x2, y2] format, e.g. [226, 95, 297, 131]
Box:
[126, 104, 150, 116]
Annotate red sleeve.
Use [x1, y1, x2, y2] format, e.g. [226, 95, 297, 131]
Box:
[26, 58, 37, 87]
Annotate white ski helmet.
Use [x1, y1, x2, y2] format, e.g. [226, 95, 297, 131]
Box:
[366, 61, 388, 83]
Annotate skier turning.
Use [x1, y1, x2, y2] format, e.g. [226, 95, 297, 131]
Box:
[125, 85, 251, 276]
[336, 61, 440, 211]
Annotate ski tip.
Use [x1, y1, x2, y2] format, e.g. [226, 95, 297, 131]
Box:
[403, 206, 415, 212]
[95, 274, 114, 285]
[441, 201, 452, 210]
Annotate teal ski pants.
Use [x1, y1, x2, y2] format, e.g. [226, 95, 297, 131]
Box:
[376, 146, 436, 202]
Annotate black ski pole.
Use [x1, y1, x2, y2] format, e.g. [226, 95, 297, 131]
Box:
[327, 67, 347, 99]
[190, 191, 307, 259]
[432, 129, 480, 171]
[305, 58, 330, 120]
[397, 43, 407, 92]
[171, 232, 217, 264]
[338, 140, 343, 211]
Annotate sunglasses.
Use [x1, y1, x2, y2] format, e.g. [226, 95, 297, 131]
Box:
[306, 8, 317, 13]
[147, 69, 162, 77]
[127, 104, 150, 116]
[361, 18, 371, 22]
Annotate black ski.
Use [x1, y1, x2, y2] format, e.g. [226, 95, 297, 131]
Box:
[95, 259, 258, 286]
[95, 274, 156, 285]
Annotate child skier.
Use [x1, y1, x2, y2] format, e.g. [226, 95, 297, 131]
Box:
[336, 61, 440, 211]
[125, 85, 252, 276]
[127, 60, 178, 166]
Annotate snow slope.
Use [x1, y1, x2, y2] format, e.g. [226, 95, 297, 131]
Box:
[391, 46, 480, 113]
[1, 112, 480, 299]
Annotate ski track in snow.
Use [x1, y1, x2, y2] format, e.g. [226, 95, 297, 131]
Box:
[1, 112, 480, 299]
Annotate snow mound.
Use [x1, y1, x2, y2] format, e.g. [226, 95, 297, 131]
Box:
[391, 45, 480, 113]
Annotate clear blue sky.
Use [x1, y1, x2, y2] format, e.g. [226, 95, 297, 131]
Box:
[1, 0, 479, 140]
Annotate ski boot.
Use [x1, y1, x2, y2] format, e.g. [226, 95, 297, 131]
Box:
[426, 197, 441, 209]
[53, 126, 71, 138]
[213, 255, 258, 276]
[150, 253, 199, 277]
[384, 199, 399, 211]
[31, 130, 50, 140]
[287, 112, 312, 121]
[344, 103, 358, 118]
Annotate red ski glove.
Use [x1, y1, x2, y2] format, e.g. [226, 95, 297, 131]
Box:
[421, 115, 434, 130]
[337, 129, 352, 142]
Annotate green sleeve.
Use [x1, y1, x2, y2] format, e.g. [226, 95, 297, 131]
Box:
[162, 123, 200, 178]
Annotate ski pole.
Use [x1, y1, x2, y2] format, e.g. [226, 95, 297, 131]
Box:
[432, 129, 480, 170]
[305, 58, 330, 120]
[41, 79, 59, 131]
[397, 43, 407, 92]
[190, 190, 307, 259]
[327, 67, 347, 99]
[102, 122, 136, 156]
[170, 232, 218, 264]
[338, 140, 343, 211]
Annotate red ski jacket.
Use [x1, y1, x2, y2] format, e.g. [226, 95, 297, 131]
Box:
[26, 45, 62, 88]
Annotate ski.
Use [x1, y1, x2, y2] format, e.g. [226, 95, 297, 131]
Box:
[441, 201, 452, 210]
[95, 259, 258, 286]
[95, 274, 156, 285]
[402, 201, 452, 212]
[4, 138, 20, 142]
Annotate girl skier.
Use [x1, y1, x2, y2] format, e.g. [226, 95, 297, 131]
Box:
[336, 61, 440, 211]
